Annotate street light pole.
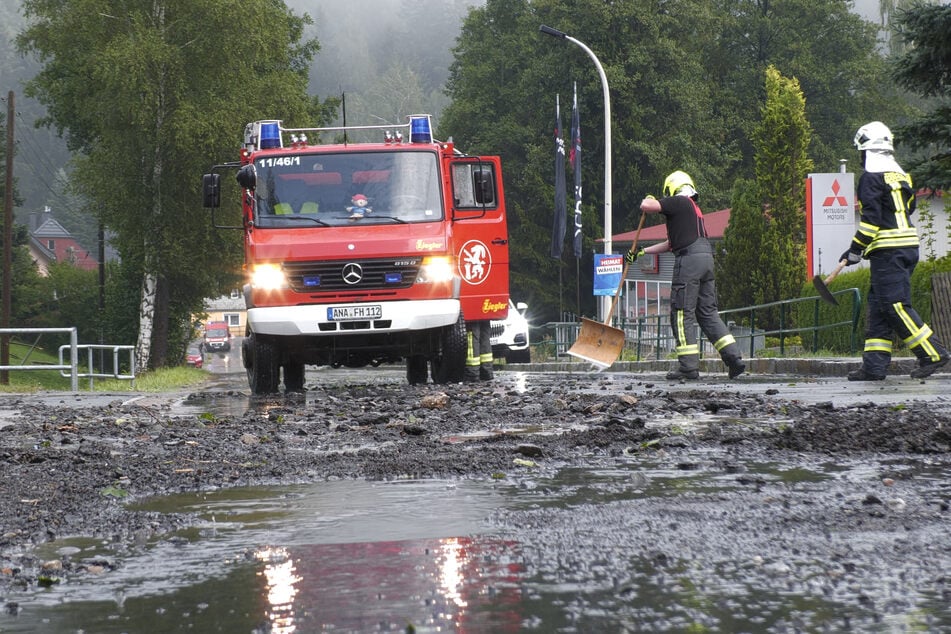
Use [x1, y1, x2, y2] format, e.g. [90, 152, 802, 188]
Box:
[540, 25, 613, 323]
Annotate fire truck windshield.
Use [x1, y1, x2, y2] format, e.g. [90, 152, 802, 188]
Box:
[252, 151, 442, 226]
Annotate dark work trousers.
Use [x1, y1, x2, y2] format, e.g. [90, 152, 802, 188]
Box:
[465, 320, 494, 382]
[670, 238, 742, 373]
[861, 248, 948, 375]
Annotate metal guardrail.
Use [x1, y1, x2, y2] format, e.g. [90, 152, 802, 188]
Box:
[0, 327, 136, 391]
[540, 288, 862, 360]
[59, 343, 137, 390]
[719, 287, 863, 358]
[1, 327, 80, 391]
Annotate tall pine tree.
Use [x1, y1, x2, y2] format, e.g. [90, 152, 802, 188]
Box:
[718, 66, 813, 327]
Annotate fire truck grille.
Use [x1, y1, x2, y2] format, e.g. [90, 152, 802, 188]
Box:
[283, 258, 421, 293]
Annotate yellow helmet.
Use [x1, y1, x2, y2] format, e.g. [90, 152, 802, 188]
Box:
[663, 170, 697, 198]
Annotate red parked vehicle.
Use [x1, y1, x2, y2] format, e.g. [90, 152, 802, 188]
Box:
[203, 114, 510, 393]
[185, 345, 204, 369]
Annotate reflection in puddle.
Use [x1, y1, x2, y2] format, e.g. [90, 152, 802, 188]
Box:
[256, 547, 299, 634]
[7, 459, 949, 633]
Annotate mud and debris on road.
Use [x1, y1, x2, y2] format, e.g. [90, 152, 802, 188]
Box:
[0, 368, 949, 630]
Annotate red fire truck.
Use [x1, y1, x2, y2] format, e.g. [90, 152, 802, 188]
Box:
[202, 115, 509, 394]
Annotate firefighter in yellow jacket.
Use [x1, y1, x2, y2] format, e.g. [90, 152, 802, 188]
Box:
[841, 121, 949, 380]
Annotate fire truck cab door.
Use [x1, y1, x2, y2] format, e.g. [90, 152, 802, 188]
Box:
[450, 160, 510, 322]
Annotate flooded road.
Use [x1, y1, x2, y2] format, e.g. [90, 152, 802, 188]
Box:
[1, 355, 949, 632]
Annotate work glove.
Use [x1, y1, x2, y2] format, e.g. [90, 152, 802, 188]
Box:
[839, 250, 862, 266]
[625, 248, 645, 264]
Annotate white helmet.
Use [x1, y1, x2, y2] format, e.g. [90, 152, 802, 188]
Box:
[854, 121, 894, 152]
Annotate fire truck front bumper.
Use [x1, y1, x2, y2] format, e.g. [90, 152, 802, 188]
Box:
[247, 299, 461, 336]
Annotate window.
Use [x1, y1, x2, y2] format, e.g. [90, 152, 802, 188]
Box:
[224, 313, 241, 327]
[639, 253, 659, 274]
[47, 239, 55, 250]
[230, 289, 241, 299]
[452, 162, 497, 208]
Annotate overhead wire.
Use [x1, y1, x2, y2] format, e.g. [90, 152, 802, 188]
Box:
[10, 107, 85, 217]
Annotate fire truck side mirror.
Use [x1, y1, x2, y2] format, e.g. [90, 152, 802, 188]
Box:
[202, 173, 221, 208]
[473, 167, 496, 206]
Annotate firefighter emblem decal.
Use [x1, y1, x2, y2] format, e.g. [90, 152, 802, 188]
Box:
[459, 240, 491, 285]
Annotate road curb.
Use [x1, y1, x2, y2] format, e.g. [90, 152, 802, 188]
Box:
[501, 356, 922, 378]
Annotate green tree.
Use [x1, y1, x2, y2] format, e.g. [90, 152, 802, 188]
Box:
[442, 0, 889, 323]
[708, 0, 901, 179]
[1, 224, 45, 325]
[717, 179, 765, 310]
[891, 2, 951, 191]
[30, 262, 100, 343]
[442, 0, 736, 320]
[718, 66, 813, 326]
[17, 0, 337, 369]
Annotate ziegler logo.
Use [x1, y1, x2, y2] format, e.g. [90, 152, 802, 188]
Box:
[482, 299, 506, 314]
[341, 263, 363, 285]
[416, 239, 443, 251]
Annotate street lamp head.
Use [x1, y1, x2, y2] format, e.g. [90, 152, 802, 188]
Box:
[539, 25, 567, 39]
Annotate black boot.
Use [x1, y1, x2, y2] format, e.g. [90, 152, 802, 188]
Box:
[848, 368, 886, 381]
[725, 357, 745, 379]
[910, 352, 950, 379]
[666, 369, 699, 380]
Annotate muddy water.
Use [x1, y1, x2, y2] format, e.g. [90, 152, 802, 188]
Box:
[3, 366, 949, 632]
[8, 452, 950, 633]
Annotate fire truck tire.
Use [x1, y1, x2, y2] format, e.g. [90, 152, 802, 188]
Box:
[247, 335, 280, 395]
[431, 314, 466, 384]
[406, 355, 429, 384]
[283, 362, 306, 393]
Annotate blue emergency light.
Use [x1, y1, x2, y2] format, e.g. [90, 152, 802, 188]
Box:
[409, 115, 432, 144]
[259, 121, 282, 149]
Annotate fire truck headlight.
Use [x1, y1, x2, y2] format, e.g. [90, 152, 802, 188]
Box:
[417, 256, 454, 283]
[251, 263, 287, 290]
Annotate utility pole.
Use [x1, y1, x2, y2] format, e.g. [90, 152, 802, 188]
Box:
[2, 91, 14, 384]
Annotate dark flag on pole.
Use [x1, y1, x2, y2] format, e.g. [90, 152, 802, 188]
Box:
[570, 84, 583, 257]
[551, 95, 567, 258]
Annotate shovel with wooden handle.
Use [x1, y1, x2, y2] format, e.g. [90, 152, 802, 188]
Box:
[812, 259, 848, 306]
[566, 212, 647, 370]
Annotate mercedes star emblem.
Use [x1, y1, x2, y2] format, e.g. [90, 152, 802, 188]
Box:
[342, 263, 363, 285]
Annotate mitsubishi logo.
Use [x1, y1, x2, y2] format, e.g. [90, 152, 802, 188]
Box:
[342, 263, 363, 285]
[823, 179, 848, 206]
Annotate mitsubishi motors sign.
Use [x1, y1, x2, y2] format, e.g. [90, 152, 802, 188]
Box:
[806, 173, 857, 278]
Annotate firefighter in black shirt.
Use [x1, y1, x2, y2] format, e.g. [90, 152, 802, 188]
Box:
[840, 121, 949, 380]
[627, 171, 745, 380]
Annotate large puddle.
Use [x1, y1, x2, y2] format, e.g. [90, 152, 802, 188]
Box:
[6, 455, 949, 632]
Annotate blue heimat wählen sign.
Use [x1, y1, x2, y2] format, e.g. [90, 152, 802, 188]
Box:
[593, 254, 624, 296]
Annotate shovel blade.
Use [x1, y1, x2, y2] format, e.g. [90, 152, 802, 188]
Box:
[566, 317, 626, 370]
[812, 274, 839, 306]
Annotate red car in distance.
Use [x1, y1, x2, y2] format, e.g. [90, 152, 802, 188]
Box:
[186, 346, 204, 369]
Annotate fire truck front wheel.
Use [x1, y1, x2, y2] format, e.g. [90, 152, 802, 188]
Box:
[247, 334, 281, 395]
[431, 314, 466, 384]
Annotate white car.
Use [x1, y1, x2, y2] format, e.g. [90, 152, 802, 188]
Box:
[491, 300, 531, 363]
